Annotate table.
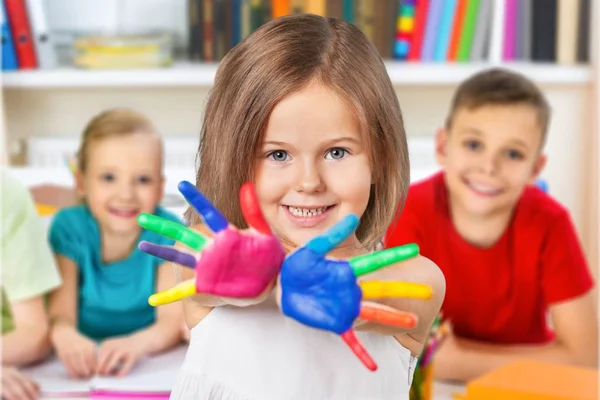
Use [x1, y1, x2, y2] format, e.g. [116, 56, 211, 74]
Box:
[38, 381, 465, 400]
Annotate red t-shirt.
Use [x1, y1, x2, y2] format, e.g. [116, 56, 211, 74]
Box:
[385, 172, 594, 344]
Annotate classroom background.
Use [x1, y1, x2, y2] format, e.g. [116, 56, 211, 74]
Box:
[1, 0, 599, 398]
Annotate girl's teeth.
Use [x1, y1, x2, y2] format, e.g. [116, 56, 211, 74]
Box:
[287, 206, 328, 217]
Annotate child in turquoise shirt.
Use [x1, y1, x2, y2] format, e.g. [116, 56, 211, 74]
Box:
[49, 205, 179, 340]
[48, 109, 184, 379]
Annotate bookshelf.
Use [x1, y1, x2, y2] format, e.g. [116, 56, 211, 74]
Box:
[1, 62, 592, 89]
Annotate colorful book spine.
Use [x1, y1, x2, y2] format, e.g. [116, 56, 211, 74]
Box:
[1, 0, 18, 70]
[420, 0, 443, 61]
[503, 0, 517, 60]
[407, 0, 430, 61]
[272, 0, 290, 19]
[456, 0, 480, 61]
[4, 0, 37, 69]
[394, 0, 416, 60]
[433, 0, 456, 61]
[447, 0, 468, 60]
[342, 0, 354, 23]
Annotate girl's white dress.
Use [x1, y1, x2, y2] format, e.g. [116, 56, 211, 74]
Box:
[170, 295, 418, 400]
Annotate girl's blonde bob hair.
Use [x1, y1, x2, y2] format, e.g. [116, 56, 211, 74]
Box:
[77, 108, 159, 173]
[188, 14, 410, 250]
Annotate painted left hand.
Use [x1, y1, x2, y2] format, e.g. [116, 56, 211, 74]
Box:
[137, 181, 285, 306]
[278, 214, 433, 371]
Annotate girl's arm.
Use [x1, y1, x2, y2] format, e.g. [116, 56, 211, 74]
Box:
[434, 292, 599, 382]
[48, 255, 97, 378]
[124, 262, 185, 355]
[355, 255, 446, 352]
[48, 255, 79, 331]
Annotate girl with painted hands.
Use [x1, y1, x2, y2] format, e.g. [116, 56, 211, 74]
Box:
[139, 14, 446, 400]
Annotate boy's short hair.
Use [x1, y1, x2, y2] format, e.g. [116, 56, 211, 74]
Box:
[445, 68, 551, 147]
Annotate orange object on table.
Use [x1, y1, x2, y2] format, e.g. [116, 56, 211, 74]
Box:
[459, 360, 598, 400]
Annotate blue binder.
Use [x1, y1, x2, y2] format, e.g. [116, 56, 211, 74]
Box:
[1, 0, 18, 71]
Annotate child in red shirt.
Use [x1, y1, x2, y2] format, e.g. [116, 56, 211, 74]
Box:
[386, 68, 597, 382]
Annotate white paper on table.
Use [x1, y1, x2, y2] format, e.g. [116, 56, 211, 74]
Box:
[21, 345, 188, 396]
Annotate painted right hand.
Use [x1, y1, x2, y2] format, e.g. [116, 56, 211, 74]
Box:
[138, 181, 285, 307]
[51, 324, 97, 379]
[1, 366, 39, 400]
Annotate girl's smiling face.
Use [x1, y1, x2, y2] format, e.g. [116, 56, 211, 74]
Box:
[254, 82, 372, 256]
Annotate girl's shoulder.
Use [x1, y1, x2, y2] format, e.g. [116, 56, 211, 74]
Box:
[51, 204, 93, 229]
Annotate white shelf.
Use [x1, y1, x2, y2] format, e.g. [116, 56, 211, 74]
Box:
[1, 61, 592, 89]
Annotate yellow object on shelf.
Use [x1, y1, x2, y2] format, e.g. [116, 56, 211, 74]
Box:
[72, 32, 173, 69]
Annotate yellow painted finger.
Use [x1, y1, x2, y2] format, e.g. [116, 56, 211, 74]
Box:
[148, 280, 196, 306]
[360, 281, 433, 299]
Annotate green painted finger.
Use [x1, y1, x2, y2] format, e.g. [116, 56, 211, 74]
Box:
[138, 213, 208, 251]
[349, 243, 420, 277]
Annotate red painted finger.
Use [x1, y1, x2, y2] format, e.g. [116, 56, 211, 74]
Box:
[340, 329, 377, 371]
[240, 183, 272, 235]
[359, 304, 418, 329]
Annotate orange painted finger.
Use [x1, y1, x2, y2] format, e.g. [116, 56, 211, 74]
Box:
[240, 183, 272, 235]
[359, 302, 418, 329]
[340, 329, 377, 371]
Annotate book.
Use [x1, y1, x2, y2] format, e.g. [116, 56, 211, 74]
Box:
[460, 360, 599, 400]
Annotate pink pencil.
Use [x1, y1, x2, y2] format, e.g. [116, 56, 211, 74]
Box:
[90, 390, 170, 399]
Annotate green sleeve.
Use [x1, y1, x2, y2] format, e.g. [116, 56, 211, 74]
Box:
[2, 288, 14, 335]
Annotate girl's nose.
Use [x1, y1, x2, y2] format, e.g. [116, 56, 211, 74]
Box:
[295, 162, 325, 193]
[118, 181, 135, 200]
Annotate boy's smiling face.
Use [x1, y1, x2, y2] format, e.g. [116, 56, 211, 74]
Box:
[436, 104, 547, 218]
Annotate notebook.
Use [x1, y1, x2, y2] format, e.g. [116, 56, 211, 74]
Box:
[21, 345, 188, 398]
[459, 360, 599, 400]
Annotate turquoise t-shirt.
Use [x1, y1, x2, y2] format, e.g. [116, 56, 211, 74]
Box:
[49, 205, 182, 341]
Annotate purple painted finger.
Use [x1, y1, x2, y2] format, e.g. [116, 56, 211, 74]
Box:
[139, 241, 197, 268]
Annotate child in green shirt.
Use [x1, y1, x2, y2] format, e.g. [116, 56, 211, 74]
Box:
[2, 287, 40, 400]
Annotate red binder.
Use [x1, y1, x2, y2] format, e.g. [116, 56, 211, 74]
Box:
[4, 0, 37, 69]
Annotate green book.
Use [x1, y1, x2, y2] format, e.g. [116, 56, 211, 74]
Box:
[457, 0, 481, 61]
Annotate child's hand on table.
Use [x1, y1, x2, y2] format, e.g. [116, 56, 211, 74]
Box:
[96, 335, 144, 377]
[277, 214, 433, 371]
[1, 366, 39, 400]
[138, 181, 285, 307]
[51, 323, 97, 379]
